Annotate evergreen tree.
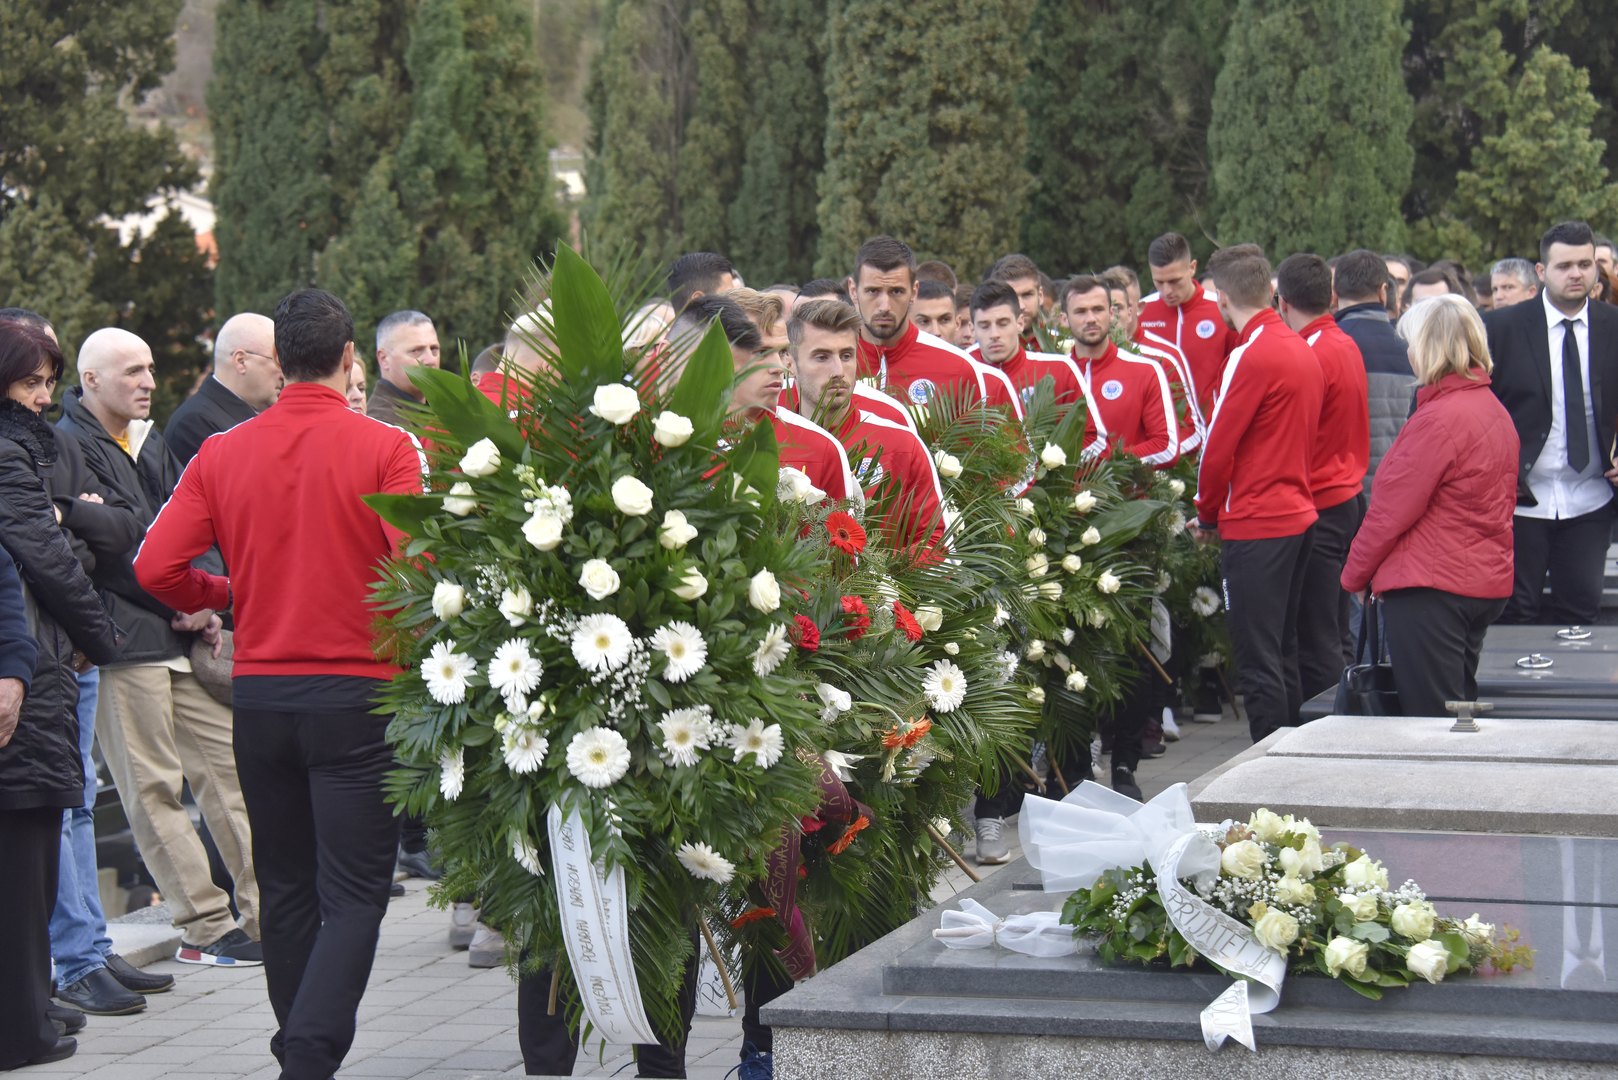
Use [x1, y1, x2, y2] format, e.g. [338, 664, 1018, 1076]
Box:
[1020, 0, 1232, 273]
[0, 198, 109, 361]
[1208, 0, 1413, 258]
[815, 0, 1034, 280]
[727, 0, 828, 284]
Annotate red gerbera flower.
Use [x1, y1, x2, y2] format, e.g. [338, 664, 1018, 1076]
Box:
[791, 615, 820, 652]
[828, 814, 871, 855]
[893, 600, 923, 642]
[825, 511, 867, 556]
[840, 595, 870, 641]
[731, 907, 777, 929]
[881, 717, 933, 749]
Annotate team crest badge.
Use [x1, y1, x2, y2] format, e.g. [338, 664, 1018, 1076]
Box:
[856, 458, 885, 486]
[1102, 379, 1124, 401]
[908, 379, 936, 405]
[1196, 319, 1218, 339]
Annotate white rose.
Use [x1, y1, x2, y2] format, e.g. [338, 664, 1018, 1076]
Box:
[1038, 581, 1063, 599]
[659, 509, 698, 550]
[1248, 808, 1287, 842]
[1251, 907, 1300, 951]
[458, 438, 502, 477]
[1060, 627, 1075, 645]
[1274, 875, 1316, 905]
[499, 586, 533, 626]
[1025, 639, 1046, 661]
[1026, 686, 1046, 705]
[1460, 914, 1494, 947]
[934, 451, 962, 478]
[1088, 608, 1107, 628]
[1167, 478, 1186, 497]
[1074, 490, 1098, 513]
[915, 605, 943, 632]
[1026, 553, 1049, 578]
[672, 567, 708, 601]
[1028, 527, 1047, 546]
[748, 569, 781, 612]
[431, 581, 465, 620]
[652, 410, 694, 446]
[1061, 554, 1083, 574]
[777, 467, 825, 504]
[443, 482, 477, 516]
[1405, 940, 1450, 984]
[1081, 526, 1101, 546]
[1096, 571, 1121, 593]
[1339, 892, 1379, 922]
[1015, 498, 1035, 515]
[1343, 855, 1390, 891]
[611, 475, 655, 516]
[589, 383, 641, 425]
[1040, 443, 1067, 469]
[579, 559, 621, 601]
[1221, 839, 1267, 880]
[1324, 936, 1369, 979]
[943, 641, 960, 655]
[523, 510, 565, 551]
[1278, 841, 1324, 880]
[1065, 670, 1087, 691]
[1390, 902, 1436, 942]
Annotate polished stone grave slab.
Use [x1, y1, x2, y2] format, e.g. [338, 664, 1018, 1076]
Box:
[1191, 716, 1618, 836]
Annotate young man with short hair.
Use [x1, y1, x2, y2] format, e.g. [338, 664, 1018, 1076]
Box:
[1275, 253, 1369, 706]
[910, 279, 958, 341]
[984, 253, 1045, 349]
[1193, 250, 1323, 743]
[1135, 233, 1238, 432]
[1058, 276, 1176, 466]
[667, 252, 737, 313]
[366, 310, 440, 427]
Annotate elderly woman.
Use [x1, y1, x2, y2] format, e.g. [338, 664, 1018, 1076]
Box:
[1341, 295, 1520, 717]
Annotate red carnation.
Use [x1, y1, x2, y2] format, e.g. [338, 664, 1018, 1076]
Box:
[893, 601, 923, 642]
[840, 595, 871, 641]
[800, 815, 825, 834]
[825, 511, 867, 556]
[792, 615, 821, 652]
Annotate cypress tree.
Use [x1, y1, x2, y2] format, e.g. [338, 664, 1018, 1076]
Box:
[1208, 0, 1412, 258]
[815, 0, 1033, 279]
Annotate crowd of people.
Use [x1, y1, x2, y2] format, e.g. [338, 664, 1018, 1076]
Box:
[0, 213, 1610, 1078]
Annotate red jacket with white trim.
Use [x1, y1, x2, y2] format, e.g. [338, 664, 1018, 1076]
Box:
[833, 407, 947, 556]
[779, 382, 919, 434]
[1300, 314, 1370, 510]
[1134, 338, 1202, 454]
[1072, 342, 1178, 466]
[1135, 285, 1237, 425]
[858, 322, 1023, 419]
[133, 383, 424, 678]
[1195, 309, 1323, 540]
[773, 409, 856, 505]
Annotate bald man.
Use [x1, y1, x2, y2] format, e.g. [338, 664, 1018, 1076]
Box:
[166, 314, 282, 465]
[57, 329, 262, 967]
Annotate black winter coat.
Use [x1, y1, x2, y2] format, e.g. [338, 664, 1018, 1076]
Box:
[165, 374, 257, 466]
[0, 407, 122, 809]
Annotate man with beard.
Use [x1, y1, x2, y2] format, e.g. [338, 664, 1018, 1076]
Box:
[969, 281, 1101, 447]
[1136, 233, 1238, 434]
[1058, 277, 1177, 466]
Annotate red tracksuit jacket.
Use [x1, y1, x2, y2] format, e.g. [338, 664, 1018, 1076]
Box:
[1072, 342, 1178, 466]
[1135, 285, 1238, 428]
[858, 322, 1023, 418]
[1300, 314, 1370, 511]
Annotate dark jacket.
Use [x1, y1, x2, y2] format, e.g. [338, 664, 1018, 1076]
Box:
[165, 374, 258, 466]
[0, 417, 122, 810]
[365, 377, 424, 429]
[1335, 302, 1415, 495]
[1485, 293, 1618, 505]
[56, 386, 194, 663]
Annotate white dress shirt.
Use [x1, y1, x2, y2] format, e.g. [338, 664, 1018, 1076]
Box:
[1519, 290, 1609, 519]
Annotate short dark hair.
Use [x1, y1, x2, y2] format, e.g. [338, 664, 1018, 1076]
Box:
[675, 294, 762, 351]
[852, 235, 916, 284]
[377, 310, 432, 351]
[1540, 221, 1596, 264]
[0, 319, 65, 389]
[1148, 232, 1192, 268]
[1405, 266, 1459, 300]
[1038, 271, 1056, 303]
[1275, 253, 1332, 316]
[0, 308, 54, 335]
[1383, 254, 1423, 276]
[916, 261, 958, 289]
[985, 253, 1041, 284]
[1058, 274, 1109, 313]
[916, 279, 954, 302]
[1207, 251, 1273, 309]
[273, 289, 354, 382]
[471, 343, 503, 374]
[1333, 249, 1392, 304]
[667, 252, 735, 312]
[969, 280, 1022, 321]
[799, 278, 845, 300]
[954, 284, 973, 310]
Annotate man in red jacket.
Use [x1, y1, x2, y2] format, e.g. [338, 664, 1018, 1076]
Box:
[1060, 276, 1178, 466]
[1136, 232, 1239, 431]
[1194, 251, 1324, 742]
[1276, 254, 1371, 706]
[969, 280, 1101, 429]
[135, 289, 424, 1080]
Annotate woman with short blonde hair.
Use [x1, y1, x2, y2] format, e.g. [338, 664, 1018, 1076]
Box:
[1341, 294, 1521, 717]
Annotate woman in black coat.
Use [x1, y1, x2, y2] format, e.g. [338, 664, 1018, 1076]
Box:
[0, 320, 122, 1069]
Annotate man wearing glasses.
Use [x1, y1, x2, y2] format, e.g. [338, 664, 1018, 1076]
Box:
[166, 313, 284, 465]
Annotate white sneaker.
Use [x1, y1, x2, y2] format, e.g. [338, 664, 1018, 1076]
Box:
[468, 922, 505, 968]
[974, 817, 1010, 864]
[448, 903, 480, 949]
[1161, 708, 1182, 741]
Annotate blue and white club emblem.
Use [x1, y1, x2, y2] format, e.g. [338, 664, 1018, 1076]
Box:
[908, 379, 937, 405]
[1196, 319, 1218, 339]
[1102, 379, 1124, 401]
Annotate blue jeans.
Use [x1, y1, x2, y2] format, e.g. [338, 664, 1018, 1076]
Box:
[49, 668, 112, 986]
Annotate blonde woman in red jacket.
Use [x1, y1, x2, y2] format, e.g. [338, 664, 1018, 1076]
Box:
[1341, 295, 1520, 717]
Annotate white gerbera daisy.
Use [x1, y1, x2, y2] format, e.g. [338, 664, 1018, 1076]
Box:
[488, 638, 544, 701]
[439, 745, 464, 800]
[422, 640, 477, 705]
[570, 613, 634, 672]
[1193, 586, 1222, 616]
[676, 840, 735, 884]
[565, 727, 632, 788]
[727, 719, 785, 768]
[502, 728, 550, 774]
[923, 660, 968, 712]
[751, 624, 791, 677]
[512, 833, 544, 876]
[657, 708, 714, 767]
[650, 621, 707, 682]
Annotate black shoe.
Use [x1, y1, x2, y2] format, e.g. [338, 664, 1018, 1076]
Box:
[46, 1005, 86, 1035]
[176, 927, 262, 967]
[105, 952, 174, 994]
[1141, 738, 1167, 759]
[1112, 766, 1144, 802]
[390, 881, 406, 897]
[26, 1037, 76, 1065]
[396, 847, 441, 880]
[55, 967, 147, 1015]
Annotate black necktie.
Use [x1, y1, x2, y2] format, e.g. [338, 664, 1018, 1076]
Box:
[1564, 318, 1589, 472]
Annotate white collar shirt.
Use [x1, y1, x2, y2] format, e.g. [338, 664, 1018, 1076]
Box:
[1519, 290, 1609, 519]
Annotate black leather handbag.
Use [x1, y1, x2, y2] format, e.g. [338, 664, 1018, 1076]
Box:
[1333, 599, 1399, 716]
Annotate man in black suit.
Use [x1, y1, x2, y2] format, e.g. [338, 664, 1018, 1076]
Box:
[1485, 221, 1618, 624]
[165, 313, 282, 465]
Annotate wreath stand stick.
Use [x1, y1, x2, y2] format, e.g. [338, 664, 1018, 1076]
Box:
[698, 913, 739, 1011]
